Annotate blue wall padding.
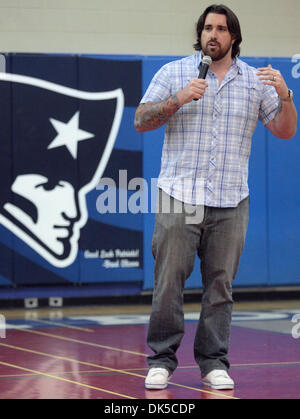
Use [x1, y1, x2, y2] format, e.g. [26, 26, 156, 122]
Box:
[0, 53, 299, 295]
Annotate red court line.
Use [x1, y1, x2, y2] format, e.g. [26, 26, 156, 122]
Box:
[10, 326, 148, 357]
[0, 333, 237, 399]
[1, 320, 299, 399]
[0, 360, 135, 399]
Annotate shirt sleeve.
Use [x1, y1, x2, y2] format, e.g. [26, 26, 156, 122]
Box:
[140, 64, 172, 103]
[258, 84, 279, 126]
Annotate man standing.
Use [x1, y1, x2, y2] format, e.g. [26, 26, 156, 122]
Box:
[134, 4, 297, 390]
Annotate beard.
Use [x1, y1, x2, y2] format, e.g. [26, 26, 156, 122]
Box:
[202, 39, 233, 61]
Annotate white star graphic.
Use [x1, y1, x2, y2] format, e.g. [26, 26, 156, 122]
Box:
[48, 111, 95, 159]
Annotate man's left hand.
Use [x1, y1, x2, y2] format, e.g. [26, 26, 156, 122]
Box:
[257, 64, 289, 100]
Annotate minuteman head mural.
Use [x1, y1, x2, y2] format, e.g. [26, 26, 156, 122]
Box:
[0, 73, 124, 268]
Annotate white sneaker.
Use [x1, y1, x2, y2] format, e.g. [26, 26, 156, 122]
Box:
[203, 369, 234, 390]
[145, 367, 171, 389]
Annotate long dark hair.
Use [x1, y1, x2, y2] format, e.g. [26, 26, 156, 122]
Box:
[193, 4, 242, 58]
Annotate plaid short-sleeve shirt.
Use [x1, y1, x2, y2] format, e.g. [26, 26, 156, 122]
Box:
[141, 53, 279, 207]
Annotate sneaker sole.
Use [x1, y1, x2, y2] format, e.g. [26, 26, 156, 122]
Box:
[145, 382, 168, 390]
[145, 374, 172, 390]
[203, 380, 234, 390]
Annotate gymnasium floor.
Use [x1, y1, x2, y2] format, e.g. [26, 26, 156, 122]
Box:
[0, 299, 299, 399]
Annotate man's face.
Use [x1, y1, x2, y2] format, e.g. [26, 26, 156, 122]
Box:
[201, 13, 235, 61]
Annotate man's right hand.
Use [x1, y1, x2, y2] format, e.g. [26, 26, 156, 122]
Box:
[177, 79, 208, 105]
[134, 79, 208, 133]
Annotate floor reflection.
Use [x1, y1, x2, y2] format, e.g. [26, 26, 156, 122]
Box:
[201, 386, 235, 399]
[145, 387, 235, 399]
[145, 389, 174, 399]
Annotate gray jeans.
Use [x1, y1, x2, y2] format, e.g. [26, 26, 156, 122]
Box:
[147, 189, 249, 377]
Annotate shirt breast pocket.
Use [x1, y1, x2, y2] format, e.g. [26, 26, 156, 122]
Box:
[230, 80, 261, 122]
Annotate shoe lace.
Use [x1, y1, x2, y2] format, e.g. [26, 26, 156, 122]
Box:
[150, 368, 168, 377]
[213, 370, 229, 378]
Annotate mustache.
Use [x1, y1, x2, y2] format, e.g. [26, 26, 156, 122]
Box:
[207, 39, 220, 46]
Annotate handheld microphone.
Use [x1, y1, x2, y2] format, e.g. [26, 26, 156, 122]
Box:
[193, 55, 212, 101]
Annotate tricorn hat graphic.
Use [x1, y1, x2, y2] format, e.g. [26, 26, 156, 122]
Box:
[0, 73, 124, 267]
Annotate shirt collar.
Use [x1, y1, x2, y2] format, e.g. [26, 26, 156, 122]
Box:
[196, 52, 243, 75]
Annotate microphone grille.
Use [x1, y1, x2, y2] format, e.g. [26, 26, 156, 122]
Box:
[202, 56, 212, 66]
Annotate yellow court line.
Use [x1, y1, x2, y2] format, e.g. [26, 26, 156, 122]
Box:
[167, 380, 239, 399]
[19, 326, 300, 370]
[232, 361, 300, 368]
[0, 342, 236, 399]
[0, 360, 136, 399]
[30, 318, 94, 333]
[0, 341, 148, 379]
[0, 369, 112, 379]
[166, 361, 300, 369]
[10, 326, 147, 357]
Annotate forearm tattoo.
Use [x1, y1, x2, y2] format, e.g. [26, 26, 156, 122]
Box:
[134, 95, 180, 132]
